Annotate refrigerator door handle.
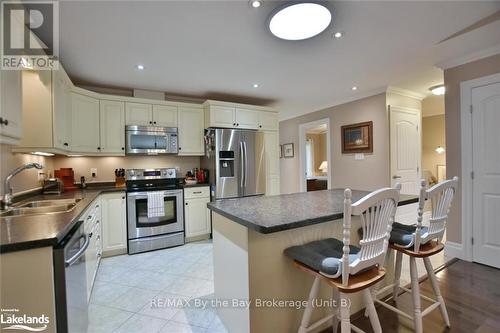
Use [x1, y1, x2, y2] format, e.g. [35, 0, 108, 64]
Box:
[243, 141, 248, 187]
[240, 142, 245, 189]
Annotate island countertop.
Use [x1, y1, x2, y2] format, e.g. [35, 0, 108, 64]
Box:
[207, 189, 418, 234]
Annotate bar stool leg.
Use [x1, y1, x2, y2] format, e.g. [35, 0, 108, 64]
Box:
[393, 251, 403, 301]
[332, 287, 340, 333]
[423, 257, 450, 327]
[299, 276, 320, 333]
[409, 257, 423, 333]
[363, 288, 382, 333]
[339, 292, 350, 333]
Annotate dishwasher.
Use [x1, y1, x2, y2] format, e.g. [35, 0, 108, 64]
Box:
[53, 220, 90, 333]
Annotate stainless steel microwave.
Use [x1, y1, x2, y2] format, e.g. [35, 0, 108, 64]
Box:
[125, 125, 178, 155]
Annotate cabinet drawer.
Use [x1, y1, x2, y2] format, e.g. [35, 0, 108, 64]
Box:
[184, 186, 210, 199]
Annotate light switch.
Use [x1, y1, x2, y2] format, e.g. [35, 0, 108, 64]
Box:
[91, 168, 97, 178]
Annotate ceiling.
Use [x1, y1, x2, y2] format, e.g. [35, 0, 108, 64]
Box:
[58, 1, 500, 120]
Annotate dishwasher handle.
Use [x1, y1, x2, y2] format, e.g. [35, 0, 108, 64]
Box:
[65, 233, 90, 267]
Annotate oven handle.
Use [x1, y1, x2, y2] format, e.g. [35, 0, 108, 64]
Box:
[127, 190, 182, 198]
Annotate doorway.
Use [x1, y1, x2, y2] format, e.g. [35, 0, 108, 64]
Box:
[299, 118, 331, 192]
[461, 73, 500, 268]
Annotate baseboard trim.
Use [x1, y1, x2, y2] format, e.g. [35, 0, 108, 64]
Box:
[444, 241, 464, 259]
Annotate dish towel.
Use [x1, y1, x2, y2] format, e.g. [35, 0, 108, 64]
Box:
[147, 191, 165, 218]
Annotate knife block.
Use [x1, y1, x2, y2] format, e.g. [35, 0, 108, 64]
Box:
[115, 176, 126, 188]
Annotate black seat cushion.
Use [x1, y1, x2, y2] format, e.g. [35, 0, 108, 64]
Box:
[284, 238, 360, 276]
[389, 222, 429, 247]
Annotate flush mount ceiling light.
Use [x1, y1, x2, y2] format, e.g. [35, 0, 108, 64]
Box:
[250, 0, 262, 8]
[136, 64, 145, 70]
[269, 2, 332, 41]
[253, 83, 259, 88]
[351, 86, 358, 91]
[430, 84, 445, 96]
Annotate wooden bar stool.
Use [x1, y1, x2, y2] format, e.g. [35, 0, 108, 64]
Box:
[373, 177, 459, 333]
[285, 185, 401, 333]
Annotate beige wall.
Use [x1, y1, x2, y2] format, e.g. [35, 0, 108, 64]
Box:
[422, 115, 446, 178]
[444, 53, 500, 243]
[0, 144, 54, 196]
[422, 95, 445, 117]
[279, 93, 390, 194]
[305, 132, 327, 176]
[52, 155, 200, 183]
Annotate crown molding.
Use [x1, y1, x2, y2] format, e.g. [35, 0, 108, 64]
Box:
[436, 44, 500, 70]
[386, 86, 426, 101]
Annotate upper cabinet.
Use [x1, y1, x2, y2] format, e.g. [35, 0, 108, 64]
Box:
[0, 69, 23, 144]
[125, 102, 152, 125]
[53, 66, 73, 150]
[153, 105, 178, 127]
[203, 100, 278, 131]
[178, 106, 204, 156]
[71, 93, 100, 153]
[100, 100, 125, 154]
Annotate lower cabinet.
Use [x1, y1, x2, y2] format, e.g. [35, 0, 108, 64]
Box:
[184, 187, 211, 240]
[83, 199, 101, 301]
[100, 192, 127, 256]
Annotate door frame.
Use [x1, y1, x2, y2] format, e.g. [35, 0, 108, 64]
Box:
[460, 72, 500, 262]
[298, 118, 332, 192]
[388, 105, 422, 193]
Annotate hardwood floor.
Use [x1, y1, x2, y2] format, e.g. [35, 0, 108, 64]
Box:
[324, 260, 500, 332]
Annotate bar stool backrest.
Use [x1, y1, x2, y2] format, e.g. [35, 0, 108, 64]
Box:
[341, 185, 401, 285]
[414, 176, 459, 251]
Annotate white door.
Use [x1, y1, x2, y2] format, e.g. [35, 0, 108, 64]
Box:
[185, 197, 211, 238]
[100, 100, 125, 154]
[390, 106, 421, 195]
[0, 69, 23, 140]
[235, 108, 259, 129]
[71, 93, 100, 153]
[101, 193, 127, 253]
[471, 81, 500, 268]
[178, 106, 204, 155]
[125, 102, 152, 125]
[152, 105, 178, 127]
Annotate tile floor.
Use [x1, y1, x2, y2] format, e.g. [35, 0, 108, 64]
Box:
[88, 240, 227, 333]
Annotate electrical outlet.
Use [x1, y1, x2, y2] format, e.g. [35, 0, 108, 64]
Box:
[90, 168, 97, 178]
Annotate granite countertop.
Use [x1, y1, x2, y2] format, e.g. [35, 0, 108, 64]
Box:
[0, 186, 125, 253]
[207, 189, 418, 234]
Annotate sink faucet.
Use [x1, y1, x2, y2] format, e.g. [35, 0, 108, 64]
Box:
[3, 163, 43, 208]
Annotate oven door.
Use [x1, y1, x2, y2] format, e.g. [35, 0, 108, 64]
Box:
[127, 190, 184, 239]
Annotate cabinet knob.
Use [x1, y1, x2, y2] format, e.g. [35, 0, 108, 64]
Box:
[64, 142, 69, 146]
[237, 123, 239, 126]
[97, 147, 101, 150]
[149, 121, 153, 125]
[185, 202, 188, 206]
[153, 121, 157, 124]
[233, 123, 236, 126]
[178, 147, 182, 150]
[121, 147, 125, 150]
[122, 196, 125, 200]
[0, 117, 8, 125]
[259, 125, 262, 128]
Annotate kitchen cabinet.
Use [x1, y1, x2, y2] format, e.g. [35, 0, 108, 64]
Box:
[71, 93, 100, 153]
[125, 102, 152, 125]
[259, 111, 278, 131]
[184, 187, 211, 239]
[264, 131, 280, 195]
[53, 66, 72, 150]
[101, 192, 127, 256]
[100, 100, 125, 154]
[178, 106, 204, 156]
[83, 199, 102, 301]
[0, 69, 23, 143]
[235, 108, 259, 129]
[203, 100, 277, 130]
[153, 104, 178, 127]
[205, 105, 235, 128]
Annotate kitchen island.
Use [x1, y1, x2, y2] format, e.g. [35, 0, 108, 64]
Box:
[207, 189, 418, 333]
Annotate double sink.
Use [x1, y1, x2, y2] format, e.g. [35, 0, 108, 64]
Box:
[0, 198, 82, 217]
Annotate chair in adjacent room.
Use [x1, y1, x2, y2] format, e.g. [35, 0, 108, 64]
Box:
[285, 185, 401, 333]
[373, 177, 459, 333]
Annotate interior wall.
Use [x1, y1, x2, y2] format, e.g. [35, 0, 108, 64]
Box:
[422, 115, 446, 178]
[0, 144, 54, 196]
[52, 155, 200, 183]
[279, 93, 390, 194]
[422, 95, 445, 117]
[444, 53, 500, 244]
[305, 132, 327, 176]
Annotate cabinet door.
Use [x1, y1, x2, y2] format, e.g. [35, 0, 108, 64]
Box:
[153, 105, 178, 127]
[100, 100, 125, 154]
[208, 105, 235, 128]
[235, 108, 259, 129]
[0, 69, 22, 141]
[53, 68, 72, 150]
[101, 192, 127, 253]
[185, 197, 211, 238]
[125, 102, 152, 125]
[71, 93, 100, 153]
[259, 112, 278, 131]
[264, 131, 280, 195]
[178, 106, 204, 156]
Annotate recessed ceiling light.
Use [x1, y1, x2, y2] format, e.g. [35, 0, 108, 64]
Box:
[352, 86, 358, 91]
[429, 85, 445, 95]
[253, 83, 259, 88]
[250, 0, 261, 8]
[333, 32, 343, 38]
[269, 3, 332, 41]
[136, 64, 145, 70]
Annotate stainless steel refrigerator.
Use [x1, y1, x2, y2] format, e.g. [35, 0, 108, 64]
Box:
[202, 128, 265, 200]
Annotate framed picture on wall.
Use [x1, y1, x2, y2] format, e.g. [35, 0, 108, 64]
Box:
[283, 143, 294, 158]
[341, 121, 373, 153]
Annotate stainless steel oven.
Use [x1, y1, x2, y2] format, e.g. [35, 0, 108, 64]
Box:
[126, 168, 184, 254]
[126, 125, 178, 155]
